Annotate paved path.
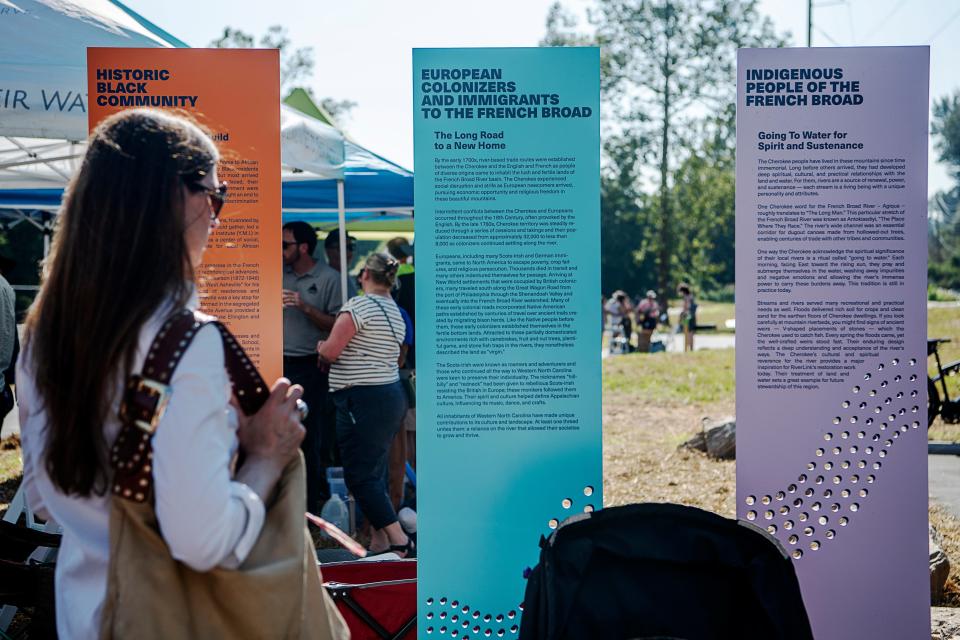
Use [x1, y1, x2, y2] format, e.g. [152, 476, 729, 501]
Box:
[929, 453, 960, 518]
[603, 332, 736, 358]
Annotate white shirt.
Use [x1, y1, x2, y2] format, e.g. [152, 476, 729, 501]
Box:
[17, 301, 265, 640]
[605, 297, 624, 323]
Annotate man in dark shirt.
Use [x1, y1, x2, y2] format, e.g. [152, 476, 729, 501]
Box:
[323, 231, 358, 302]
[386, 237, 415, 366]
[282, 221, 345, 514]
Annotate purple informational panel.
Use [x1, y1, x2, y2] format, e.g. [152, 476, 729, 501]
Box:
[736, 47, 929, 639]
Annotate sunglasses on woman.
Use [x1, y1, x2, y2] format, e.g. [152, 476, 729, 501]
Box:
[187, 181, 228, 221]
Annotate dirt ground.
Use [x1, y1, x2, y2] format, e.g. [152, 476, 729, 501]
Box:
[604, 393, 736, 515]
[602, 387, 960, 608]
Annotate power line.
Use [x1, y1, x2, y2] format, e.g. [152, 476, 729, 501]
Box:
[814, 25, 841, 46]
[863, 0, 908, 41]
[846, 0, 855, 43]
[808, 0, 849, 46]
[926, 6, 960, 43]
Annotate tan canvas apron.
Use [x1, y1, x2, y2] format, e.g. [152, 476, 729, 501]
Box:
[98, 310, 349, 639]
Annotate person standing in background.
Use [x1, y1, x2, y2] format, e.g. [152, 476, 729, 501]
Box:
[386, 236, 415, 329]
[605, 291, 631, 353]
[0, 256, 16, 423]
[386, 237, 417, 496]
[636, 290, 660, 353]
[282, 221, 343, 514]
[318, 253, 412, 557]
[321, 230, 358, 480]
[388, 304, 415, 510]
[324, 231, 359, 300]
[678, 283, 697, 352]
[620, 293, 635, 351]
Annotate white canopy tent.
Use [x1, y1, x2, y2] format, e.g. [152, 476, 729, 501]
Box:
[0, 0, 187, 266]
[0, 0, 396, 303]
[0, 102, 356, 301]
[0, 0, 184, 139]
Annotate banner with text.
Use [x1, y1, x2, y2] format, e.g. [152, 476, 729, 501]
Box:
[736, 46, 929, 639]
[88, 48, 282, 382]
[414, 47, 600, 634]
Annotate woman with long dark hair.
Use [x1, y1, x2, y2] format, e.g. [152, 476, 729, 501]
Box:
[17, 109, 308, 638]
[318, 252, 412, 556]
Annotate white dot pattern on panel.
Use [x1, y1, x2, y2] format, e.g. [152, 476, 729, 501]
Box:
[423, 597, 521, 637]
[423, 484, 596, 636]
[744, 355, 923, 558]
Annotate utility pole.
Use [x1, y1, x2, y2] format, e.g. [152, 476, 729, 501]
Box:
[807, 0, 813, 46]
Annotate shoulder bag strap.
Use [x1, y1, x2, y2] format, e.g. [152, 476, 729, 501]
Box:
[111, 309, 269, 504]
[366, 295, 402, 347]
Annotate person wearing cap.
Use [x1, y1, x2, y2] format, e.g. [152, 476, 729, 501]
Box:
[385, 236, 415, 510]
[385, 237, 415, 354]
[636, 290, 660, 353]
[385, 234, 414, 319]
[282, 221, 345, 514]
[324, 232, 359, 300]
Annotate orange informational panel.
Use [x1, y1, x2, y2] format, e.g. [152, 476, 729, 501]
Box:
[87, 48, 282, 382]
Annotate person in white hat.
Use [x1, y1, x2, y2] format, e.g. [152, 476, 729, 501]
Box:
[636, 290, 660, 352]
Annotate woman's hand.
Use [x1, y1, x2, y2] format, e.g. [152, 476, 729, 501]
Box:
[238, 378, 305, 461]
[234, 378, 306, 502]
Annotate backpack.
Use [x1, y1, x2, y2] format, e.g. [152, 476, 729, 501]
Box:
[518, 503, 813, 640]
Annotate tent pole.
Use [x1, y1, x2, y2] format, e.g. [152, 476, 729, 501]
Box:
[337, 179, 347, 306]
[43, 212, 52, 259]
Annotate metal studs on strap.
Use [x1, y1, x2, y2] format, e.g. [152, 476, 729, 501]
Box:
[112, 310, 204, 503]
[111, 311, 270, 504]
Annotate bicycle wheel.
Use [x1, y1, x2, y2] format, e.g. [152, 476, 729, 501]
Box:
[929, 377, 942, 427]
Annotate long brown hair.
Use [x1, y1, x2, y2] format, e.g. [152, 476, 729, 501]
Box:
[25, 109, 218, 496]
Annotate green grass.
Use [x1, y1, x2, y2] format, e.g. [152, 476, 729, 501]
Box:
[603, 303, 960, 424]
[693, 301, 736, 332]
[928, 306, 960, 441]
[604, 348, 735, 406]
[929, 306, 960, 373]
[929, 286, 960, 302]
[0, 436, 20, 480]
[661, 300, 736, 333]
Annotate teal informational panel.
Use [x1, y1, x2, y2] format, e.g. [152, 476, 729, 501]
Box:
[413, 48, 600, 637]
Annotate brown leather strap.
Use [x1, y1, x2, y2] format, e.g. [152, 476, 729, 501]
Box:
[111, 309, 269, 503]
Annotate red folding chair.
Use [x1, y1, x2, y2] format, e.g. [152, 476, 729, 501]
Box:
[321, 559, 416, 640]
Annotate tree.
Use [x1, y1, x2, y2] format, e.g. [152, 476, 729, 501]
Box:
[930, 92, 960, 290]
[299, 90, 358, 124]
[933, 92, 960, 183]
[545, 0, 782, 299]
[545, 5, 650, 295]
[928, 189, 960, 290]
[668, 109, 736, 294]
[600, 134, 655, 295]
[210, 26, 355, 121]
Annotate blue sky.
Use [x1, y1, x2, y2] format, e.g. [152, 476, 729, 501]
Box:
[122, 0, 960, 195]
